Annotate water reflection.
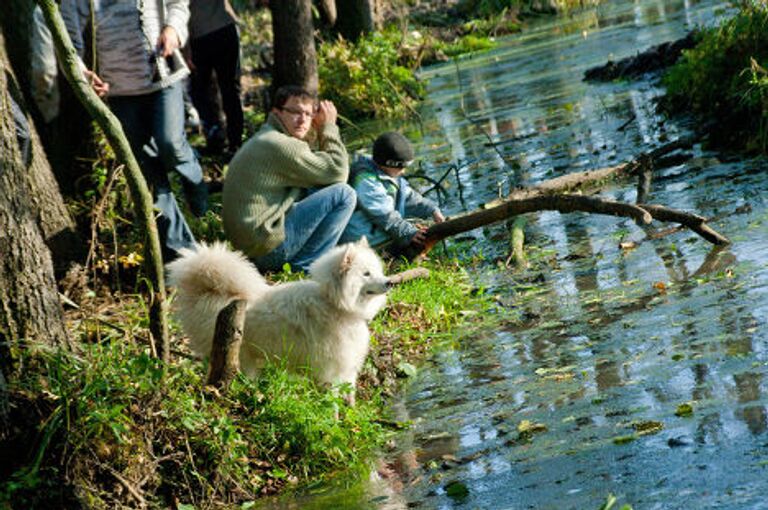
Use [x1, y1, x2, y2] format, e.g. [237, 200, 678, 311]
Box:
[256, 0, 767, 508]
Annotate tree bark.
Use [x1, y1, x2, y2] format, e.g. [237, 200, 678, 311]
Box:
[0, 29, 72, 376]
[206, 299, 247, 389]
[316, 0, 338, 26]
[334, 0, 375, 41]
[37, 0, 170, 363]
[271, 0, 319, 94]
[0, 2, 81, 272]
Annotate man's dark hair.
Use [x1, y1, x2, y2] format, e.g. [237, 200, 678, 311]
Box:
[272, 85, 318, 110]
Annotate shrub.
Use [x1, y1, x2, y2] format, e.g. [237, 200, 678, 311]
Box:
[318, 27, 426, 120]
[661, 1, 768, 153]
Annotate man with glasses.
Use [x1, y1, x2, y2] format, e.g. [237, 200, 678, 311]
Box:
[222, 85, 354, 273]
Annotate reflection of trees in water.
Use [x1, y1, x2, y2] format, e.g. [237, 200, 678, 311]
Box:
[733, 372, 767, 436]
[563, 218, 625, 393]
[695, 411, 723, 445]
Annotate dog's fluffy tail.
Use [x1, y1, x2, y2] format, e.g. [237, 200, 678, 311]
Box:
[166, 242, 268, 358]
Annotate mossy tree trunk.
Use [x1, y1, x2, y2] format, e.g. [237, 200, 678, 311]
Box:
[271, 0, 318, 95]
[0, 28, 72, 392]
[0, 0, 82, 272]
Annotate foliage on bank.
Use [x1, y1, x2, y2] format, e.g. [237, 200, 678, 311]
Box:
[318, 26, 427, 121]
[317, 24, 499, 121]
[661, 1, 768, 153]
[0, 258, 498, 509]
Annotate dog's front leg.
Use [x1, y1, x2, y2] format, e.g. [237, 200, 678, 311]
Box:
[329, 382, 356, 406]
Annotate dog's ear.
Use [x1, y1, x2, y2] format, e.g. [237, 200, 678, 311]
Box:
[339, 244, 355, 274]
[357, 236, 370, 248]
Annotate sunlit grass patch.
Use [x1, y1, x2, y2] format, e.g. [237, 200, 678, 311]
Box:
[2, 340, 387, 508]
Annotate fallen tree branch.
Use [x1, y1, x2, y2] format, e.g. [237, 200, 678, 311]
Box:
[388, 267, 430, 285]
[424, 194, 652, 247]
[638, 203, 730, 245]
[401, 192, 728, 260]
[94, 459, 147, 508]
[529, 136, 695, 195]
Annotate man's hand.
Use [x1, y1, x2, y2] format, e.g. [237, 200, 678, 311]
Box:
[312, 100, 337, 129]
[84, 69, 110, 97]
[433, 210, 446, 223]
[157, 26, 180, 57]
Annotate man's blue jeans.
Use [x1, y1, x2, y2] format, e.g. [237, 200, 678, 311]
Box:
[253, 183, 356, 273]
[109, 81, 208, 258]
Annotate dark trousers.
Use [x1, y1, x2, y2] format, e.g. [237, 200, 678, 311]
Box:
[190, 24, 244, 151]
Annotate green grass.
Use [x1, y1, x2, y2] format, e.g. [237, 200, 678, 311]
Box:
[1, 257, 500, 508]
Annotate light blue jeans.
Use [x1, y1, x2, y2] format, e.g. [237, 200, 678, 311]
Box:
[109, 81, 208, 258]
[253, 183, 356, 273]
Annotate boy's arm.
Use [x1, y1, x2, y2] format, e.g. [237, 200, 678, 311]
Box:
[403, 182, 441, 219]
[356, 178, 419, 246]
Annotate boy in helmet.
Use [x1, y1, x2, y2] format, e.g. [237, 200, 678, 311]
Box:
[340, 132, 445, 251]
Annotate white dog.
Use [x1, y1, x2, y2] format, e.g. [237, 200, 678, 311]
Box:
[166, 239, 390, 401]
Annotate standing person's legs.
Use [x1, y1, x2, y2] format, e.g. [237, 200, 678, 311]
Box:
[110, 93, 197, 259]
[252, 183, 356, 273]
[212, 23, 244, 152]
[191, 31, 225, 153]
[152, 81, 208, 217]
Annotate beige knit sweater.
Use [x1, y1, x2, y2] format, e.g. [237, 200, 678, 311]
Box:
[222, 114, 349, 257]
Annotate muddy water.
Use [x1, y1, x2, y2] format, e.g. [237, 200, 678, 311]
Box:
[259, 1, 768, 508]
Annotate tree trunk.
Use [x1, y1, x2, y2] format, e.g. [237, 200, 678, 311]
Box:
[334, 0, 375, 41]
[271, 0, 318, 95]
[0, 29, 72, 378]
[206, 299, 247, 389]
[0, 2, 82, 272]
[316, 0, 337, 27]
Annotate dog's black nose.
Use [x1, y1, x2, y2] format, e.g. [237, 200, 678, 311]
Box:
[386, 279, 395, 289]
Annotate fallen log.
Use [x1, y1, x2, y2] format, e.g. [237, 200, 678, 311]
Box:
[638, 204, 730, 245]
[401, 193, 729, 260]
[530, 136, 695, 195]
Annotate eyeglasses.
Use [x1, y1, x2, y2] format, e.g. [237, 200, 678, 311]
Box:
[279, 106, 316, 119]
